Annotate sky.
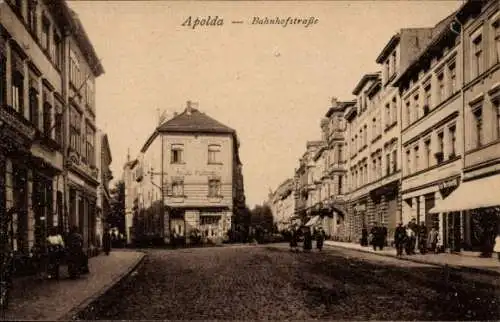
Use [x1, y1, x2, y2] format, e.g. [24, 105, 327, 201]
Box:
[67, 0, 463, 208]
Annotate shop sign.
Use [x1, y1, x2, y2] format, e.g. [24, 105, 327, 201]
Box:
[438, 177, 459, 191]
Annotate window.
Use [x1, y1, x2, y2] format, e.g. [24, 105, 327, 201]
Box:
[405, 100, 411, 126]
[372, 117, 377, 138]
[208, 144, 221, 164]
[472, 32, 483, 78]
[354, 135, 358, 152]
[473, 107, 483, 148]
[437, 72, 445, 103]
[43, 102, 52, 136]
[372, 158, 377, 179]
[85, 123, 95, 166]
[41, 15, 51, 52]
[392, 97, 397, 124]
[338, 175, 343, 194]
[359, 129, 362, 149]
[449, 125, 457, 158]
[171, 144, 184, 164]
[0, 52, 6, 107]
[363, 124, 367, 146]
[448, 62, 457, 94]
[414, 146, 420, 172]
[392, 149, 397, 173]
[28, 0, 38, 36]
[54, 31, 63, 69]
[413, 94, 420, 120]
[12, 71, 24, 115]
[378, 155, 382, 178]
[171, 179, 184, 197]
[424, 139, 431, 168]
[423, 82, 431, 112]
[385, 103, 390, 126]
[436, 131, 444, 164]
[70, 105, 81, 154]
[69, 50, 80, 88]
[55, 109, 63, 146]
[29, 83, 39, 126]
[391, 51, 397, 76]
[493, 19, 500, 64]
[406, 149, 411, 175]
[85, 80, 94, 109]
[208, 179, 221, 197]
[338, 145, 343, 163]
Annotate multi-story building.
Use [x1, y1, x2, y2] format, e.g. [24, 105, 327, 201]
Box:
[128, 101, 245, 244]
[427, 0, 500, 252]
[95, 130, 112, 245]
[395, 11, 464, 250]
[268, 178, 294, 231]
[123, 153, 138, 244]
[344, 28, 437, 243]
[1, 0, 103, 257]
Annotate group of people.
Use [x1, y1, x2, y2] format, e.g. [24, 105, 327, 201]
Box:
[360, 223, 388, 251]
[394, 219, 439, 256]
[289, 225, 325, 252]
[41, 225, 115, 280]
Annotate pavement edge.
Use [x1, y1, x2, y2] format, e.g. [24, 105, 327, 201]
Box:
[325, 242, 500, 277]
[58, 252, 147, 321]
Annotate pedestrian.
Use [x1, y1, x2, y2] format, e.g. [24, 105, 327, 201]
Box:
[315, 226, 325, 251]
[380, 224, 388, 250]
[418, 221, 428, 254]
[494, 232, 500, 261]
[303, 227, 312, 252]
[394, 222, 406, 257]
[405, 225, 416, 255]
[46, 226, 65, 280]
[427, 226, 439, 253]
[370, 224, 379, 251]
[408, 218, 418, 254]
[360, 227, 368, 246]
[289, 227, 298, 252]
[102, 227, 112, 256]
[67, 226, 84, 279]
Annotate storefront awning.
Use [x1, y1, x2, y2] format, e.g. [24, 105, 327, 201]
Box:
[305, 215, 320, 227]
[429, 175, 500, 214]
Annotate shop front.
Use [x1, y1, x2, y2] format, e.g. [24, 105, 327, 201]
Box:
[429, 174, 500, 255]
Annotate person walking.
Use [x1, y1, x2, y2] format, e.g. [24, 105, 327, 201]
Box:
[67, 226, 84, 279]
[394, 222, 406, 257]
[427, 226, 439, 254]
[46, 227, 65, 280]
[315, 227, 325, 251]
[418, 222, 428, 254]
[370, 224, 380, 251]
[102, 228, 112, 256]
[303, 227, 312, 252]
[405, 225, 416, 255]
[289, 227, 298, 252]
[380, 224, 388, 251]
[360, 227, 368, 246]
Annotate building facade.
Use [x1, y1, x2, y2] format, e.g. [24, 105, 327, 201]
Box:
[268, 178, 294, 231]
[344, 28, 437, 244]
[127, 101, 245, 245]
[1, 0, 103, 257]
[95, 130, 112, 245]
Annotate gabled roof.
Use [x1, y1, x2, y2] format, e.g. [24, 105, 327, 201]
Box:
[352, 73, 380, 95]
[156, 107, 235, 134]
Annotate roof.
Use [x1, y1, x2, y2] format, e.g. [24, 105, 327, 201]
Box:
[375, 33, 401, 64]
[352, 73, 380, 95]
[325, 100, 356, 117]
[156, 107, 235, 134]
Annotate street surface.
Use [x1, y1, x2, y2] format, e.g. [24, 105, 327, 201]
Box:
[80, 244, 500, 320]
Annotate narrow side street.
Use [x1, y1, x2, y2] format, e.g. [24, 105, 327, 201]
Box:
[78, 245, 500, 321]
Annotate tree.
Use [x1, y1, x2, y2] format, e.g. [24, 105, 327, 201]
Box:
[108, 180, 125, 234]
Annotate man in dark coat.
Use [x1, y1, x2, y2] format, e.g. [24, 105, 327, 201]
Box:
[418, 222, 428, 254]
[303, 227, 312, 252]
[67, 226, 84, 279]
[315, 227, 325, 251]
[394, 222, 406, 256]
[380, 225, 388, 250]
[361, 227, 368, 246]
[370, 224, 380, 251]
[102, 227, 111, 256]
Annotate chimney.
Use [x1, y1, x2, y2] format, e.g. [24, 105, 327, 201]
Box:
[186, 100, 192, 115]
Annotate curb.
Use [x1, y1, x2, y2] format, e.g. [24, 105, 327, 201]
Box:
[325, 243, 500, 277]
[58, 252, 147, 321]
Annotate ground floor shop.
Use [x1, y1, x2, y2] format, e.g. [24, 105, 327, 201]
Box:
[347, 180, 400, 244]
[429, 172, 500, 254]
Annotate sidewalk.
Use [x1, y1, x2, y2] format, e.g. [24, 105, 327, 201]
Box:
[324, 240, 500, 275]
[1, 250, 145, 321]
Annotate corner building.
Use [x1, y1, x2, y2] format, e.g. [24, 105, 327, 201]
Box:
[131, 101, 245, 244]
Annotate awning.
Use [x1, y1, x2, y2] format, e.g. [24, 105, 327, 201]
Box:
[429, 175, 500, 214]
[305, 215, 320, 227]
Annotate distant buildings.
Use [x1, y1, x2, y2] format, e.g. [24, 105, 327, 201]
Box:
[267, 178, 294, 231]
[124, 101, 246, 245]
[278, 0, 499, 253]
[95, 130, 113, 245]
[1, 0, 104, 258]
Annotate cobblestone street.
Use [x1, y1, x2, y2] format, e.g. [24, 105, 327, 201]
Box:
[79, 244, 500, 320]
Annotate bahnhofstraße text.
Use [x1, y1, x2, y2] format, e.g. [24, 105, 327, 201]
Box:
[181, 16, 319, 29]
